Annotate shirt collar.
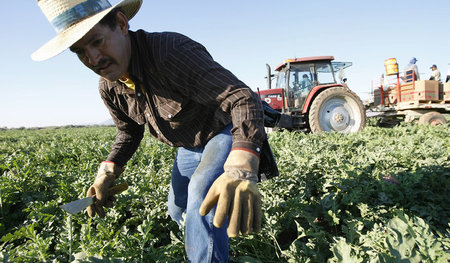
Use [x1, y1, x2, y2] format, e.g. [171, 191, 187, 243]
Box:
[103, 78, 135, 94]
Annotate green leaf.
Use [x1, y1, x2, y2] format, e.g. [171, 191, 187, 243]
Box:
[330, 237, 360, 263]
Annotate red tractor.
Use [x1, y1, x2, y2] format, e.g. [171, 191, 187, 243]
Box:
[259, 56, 366, 133]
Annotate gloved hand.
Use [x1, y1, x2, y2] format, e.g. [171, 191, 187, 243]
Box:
[86, 161, 124, 217]
[199, 149, 262, 237]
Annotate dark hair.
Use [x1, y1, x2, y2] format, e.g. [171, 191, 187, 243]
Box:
[99, 8, 128, 30]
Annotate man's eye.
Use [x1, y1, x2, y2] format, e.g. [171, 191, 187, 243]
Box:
[93, 38, 104, 47]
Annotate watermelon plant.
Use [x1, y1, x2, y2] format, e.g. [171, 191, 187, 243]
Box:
[0, 123, 449, 262]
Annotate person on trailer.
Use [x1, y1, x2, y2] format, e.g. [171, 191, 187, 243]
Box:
[446, 65, 450, 83]
[429, 64, 441, 82]
[403, 57, 420, 82]
[380, 73, 392, 91]
[32, 0, 277, 262]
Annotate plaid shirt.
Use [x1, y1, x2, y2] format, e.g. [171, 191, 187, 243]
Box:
[99, 30, 265, 167]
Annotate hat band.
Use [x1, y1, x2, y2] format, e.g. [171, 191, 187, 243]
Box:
[50, 0, 112, 33]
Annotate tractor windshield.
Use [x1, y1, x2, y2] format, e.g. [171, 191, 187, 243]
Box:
[275, 71, 287, 90]
[288, 64, 315, 92]
[286, 63, 316, 110]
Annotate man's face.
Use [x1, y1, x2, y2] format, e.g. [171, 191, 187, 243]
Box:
[70, 15, 131, 81]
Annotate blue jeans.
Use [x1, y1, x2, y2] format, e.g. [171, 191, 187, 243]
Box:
[168, 125, 232, 262]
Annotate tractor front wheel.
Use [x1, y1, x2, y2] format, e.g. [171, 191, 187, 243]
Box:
[308, 87, 366, 133]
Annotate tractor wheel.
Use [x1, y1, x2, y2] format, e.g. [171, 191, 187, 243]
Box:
[418, 112, 447, 126]
[309, 86, 366, 133]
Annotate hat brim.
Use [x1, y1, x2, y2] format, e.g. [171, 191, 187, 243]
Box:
[32, 0, 142, 61]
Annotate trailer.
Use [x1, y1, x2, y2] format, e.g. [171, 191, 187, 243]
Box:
[367, 59, 450, 126]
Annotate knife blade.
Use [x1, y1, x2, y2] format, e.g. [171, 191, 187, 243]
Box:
[60, 182, 129, 215]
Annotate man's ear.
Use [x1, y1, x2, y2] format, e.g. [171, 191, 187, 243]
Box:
[116, 11, 129, 34]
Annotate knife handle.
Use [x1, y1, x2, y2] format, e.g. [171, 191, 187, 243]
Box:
[109, 182, 129, 196]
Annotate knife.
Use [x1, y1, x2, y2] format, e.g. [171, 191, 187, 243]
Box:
[59, 182, 129, 215]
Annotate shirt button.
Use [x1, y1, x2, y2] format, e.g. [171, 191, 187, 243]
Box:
[137, 93, 141, 97]
[168, 114, 173, 119]
[256, 147, 261, 152]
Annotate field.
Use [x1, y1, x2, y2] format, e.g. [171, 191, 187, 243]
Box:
[0, 123, 449, 262]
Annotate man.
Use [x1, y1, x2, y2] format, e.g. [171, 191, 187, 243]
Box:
[33, 0, 275, 262]
[300, 74, 313, 90]
[403, 57, 420, 82]
[429, 64, 441, 82]
[447, 64, 450, 82]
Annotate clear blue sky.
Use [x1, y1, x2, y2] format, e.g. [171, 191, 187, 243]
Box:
[1, 0, 449, 128]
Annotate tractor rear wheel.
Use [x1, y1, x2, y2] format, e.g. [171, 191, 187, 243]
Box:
[308, 86, 366, 133]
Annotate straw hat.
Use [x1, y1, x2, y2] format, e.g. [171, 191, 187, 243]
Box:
[32, 0, 142, 61]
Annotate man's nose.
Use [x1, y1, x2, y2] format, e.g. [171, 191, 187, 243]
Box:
[85, 47, 101, 66]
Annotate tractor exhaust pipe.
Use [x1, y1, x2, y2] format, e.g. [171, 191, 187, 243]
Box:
[266, 64, 272, 89]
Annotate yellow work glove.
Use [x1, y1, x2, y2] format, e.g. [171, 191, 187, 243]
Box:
[199, 149, 262, 237]
[86, 161, 124, 217]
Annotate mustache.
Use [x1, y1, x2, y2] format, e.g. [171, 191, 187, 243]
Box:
[94, 58, 112, 71]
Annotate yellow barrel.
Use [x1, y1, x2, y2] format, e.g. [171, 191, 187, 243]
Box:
[384, 58, 399, 76]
